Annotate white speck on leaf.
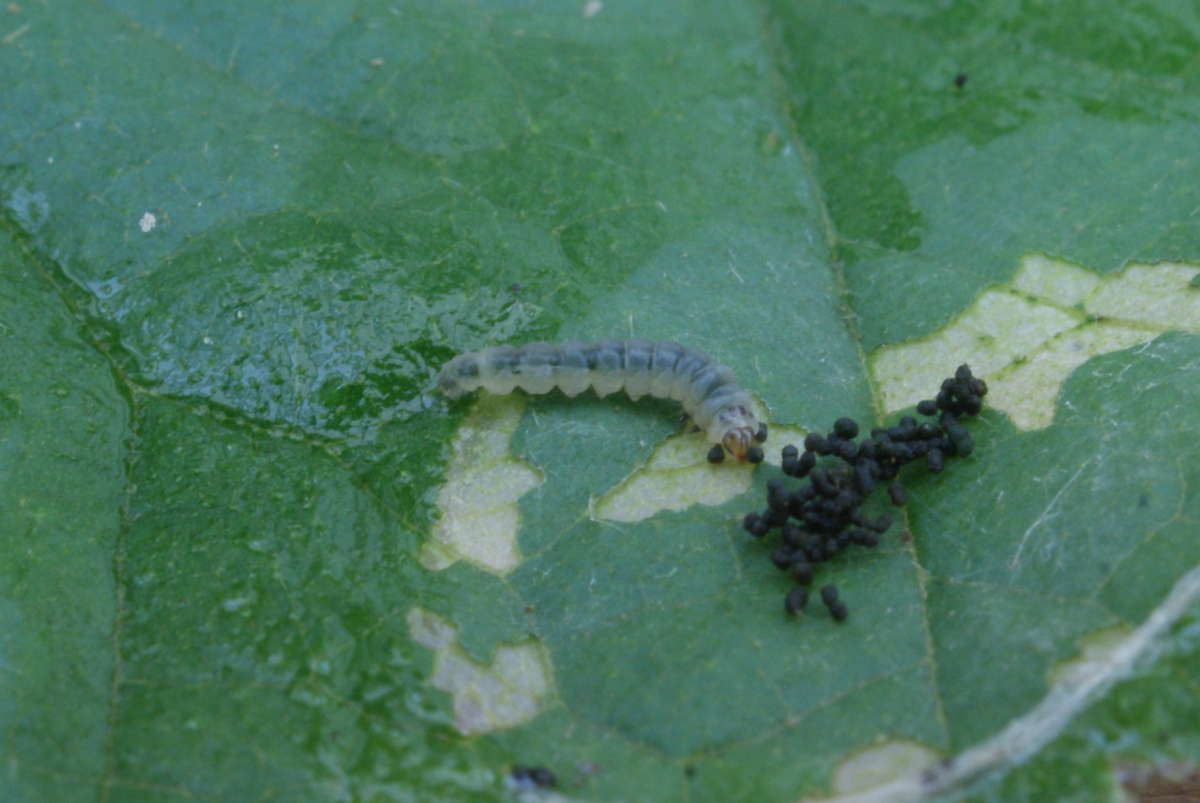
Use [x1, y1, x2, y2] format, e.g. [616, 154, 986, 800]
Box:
[2, 21, 30, 44]
[221, 595, 253, 612]
[138, 212, 157, 233]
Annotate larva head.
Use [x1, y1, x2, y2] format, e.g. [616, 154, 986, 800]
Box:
[721, 426, 756, 460]
[712, 403, 761, 461]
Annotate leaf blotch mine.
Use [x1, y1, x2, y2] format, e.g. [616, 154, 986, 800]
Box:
[872, 255, 1200, 430]
[407, 607, 553, 736]
[422, 395, 543, 575]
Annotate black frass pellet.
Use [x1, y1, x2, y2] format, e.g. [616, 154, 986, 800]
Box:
[767, 479, 788, 512]
[785, 586, 808, 615]
[820, 584, 839, 606]
[743, 513, 770, 538]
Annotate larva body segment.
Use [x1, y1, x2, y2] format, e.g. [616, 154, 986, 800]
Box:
[437, 339, 763, 460]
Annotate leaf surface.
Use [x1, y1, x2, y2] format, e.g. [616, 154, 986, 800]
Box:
[2, 2, 1198, 801]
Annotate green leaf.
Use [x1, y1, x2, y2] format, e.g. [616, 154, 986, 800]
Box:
[3, 2, 1198, 802]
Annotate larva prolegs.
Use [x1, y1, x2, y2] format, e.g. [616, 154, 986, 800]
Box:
[619, 339, 655, 401]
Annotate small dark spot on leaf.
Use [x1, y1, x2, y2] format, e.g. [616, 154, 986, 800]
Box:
[684, 764, 697, 779]
[511, 765, 556, 789]
[954, 72, 968, 88]
[1138, 493, 1149, 508]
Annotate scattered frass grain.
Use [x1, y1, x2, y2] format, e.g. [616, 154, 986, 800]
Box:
[820, 584, 839, 606]
[854, 461, 876, 493]
[856, 512, 892, 533]
[791, 560, 814, 585]
[819, 585, 848, 621]
[888, 481, 907, 506]
[943, 417, 974, 457]
[743, 512, 769, 538]
[767, 479, 789, 511]
[746, 445, 764, 463]
[954, 72, 968, 88]
[849, 529, 879, 547]
[916, 422, 940, 439]
[833, 417, 859, 439]
[785, 586, 808, 615]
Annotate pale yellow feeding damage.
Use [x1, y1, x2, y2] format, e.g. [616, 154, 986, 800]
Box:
[593, 400, 802, 524]
[422, 395, 543, 575]
[814, 740, 940, 798]
[1047, 624, 1132, 688]
[407, 606, 553, 736]
[872, 256, 1200, 430]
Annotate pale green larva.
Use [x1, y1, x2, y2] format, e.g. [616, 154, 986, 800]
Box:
[437, 339, 766, 462]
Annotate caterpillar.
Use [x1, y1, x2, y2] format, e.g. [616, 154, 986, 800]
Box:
[437, 340, 766, 462]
